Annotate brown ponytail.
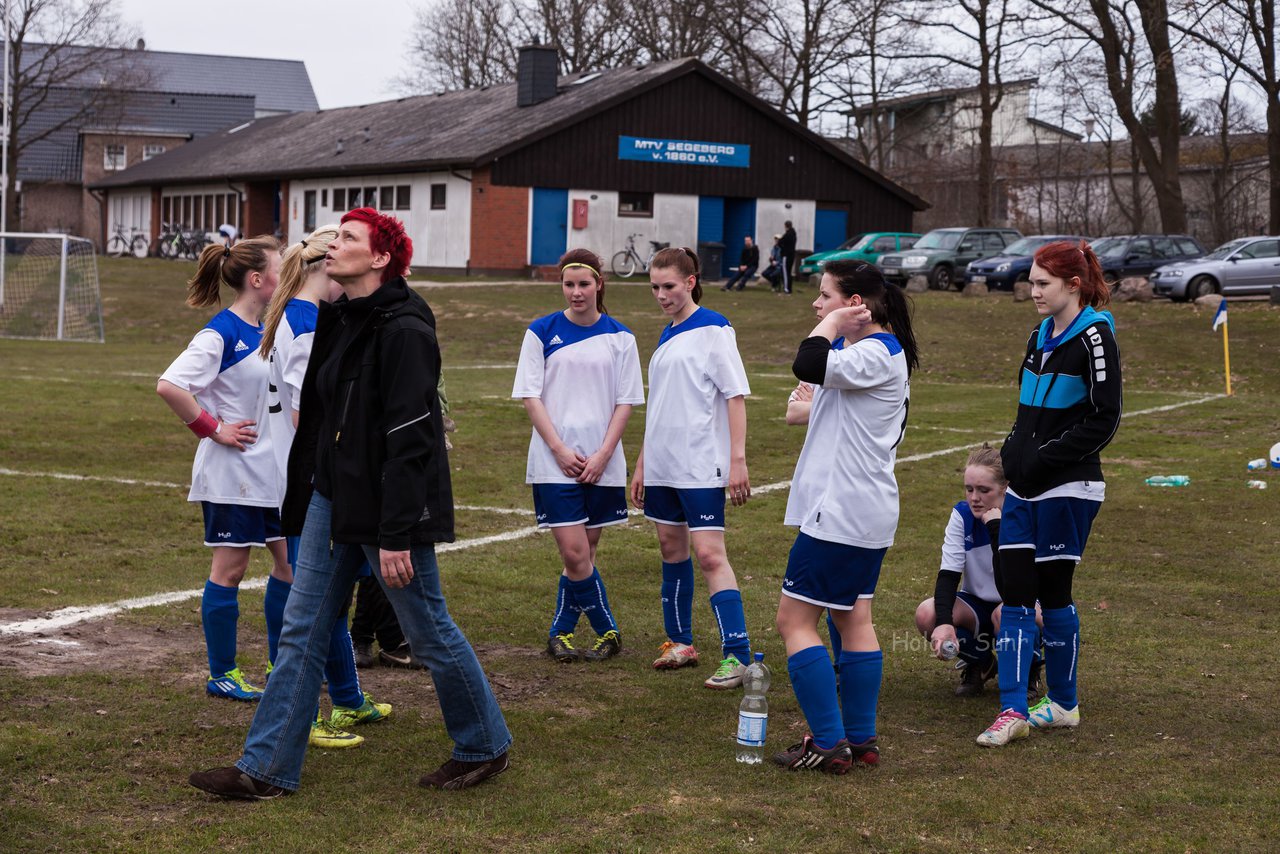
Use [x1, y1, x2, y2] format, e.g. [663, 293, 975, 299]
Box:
[651, 246, 702, 303]
[185, 235, 280, 309]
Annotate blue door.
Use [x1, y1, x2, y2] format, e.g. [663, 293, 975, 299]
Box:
[698, 196, 725, 245]
[530, 188, 568, 265]
[722, 198, 757, 277]
[814, 209, 848, 255]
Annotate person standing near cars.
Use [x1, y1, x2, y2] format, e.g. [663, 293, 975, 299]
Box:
[779, 221, 798, 294]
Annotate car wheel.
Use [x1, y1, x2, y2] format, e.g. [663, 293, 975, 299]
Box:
[1187, 274, 1218, 300]
[929, 265, 953, 290]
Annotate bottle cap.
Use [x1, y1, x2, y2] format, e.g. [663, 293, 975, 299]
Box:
[754, 652, 765, 662]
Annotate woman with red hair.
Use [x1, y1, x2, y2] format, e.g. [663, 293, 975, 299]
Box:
[977, 240, 1122, 748]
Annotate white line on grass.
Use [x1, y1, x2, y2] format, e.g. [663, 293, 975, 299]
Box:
[0, 392, 1226, 636]
[0, 467, 187, 489]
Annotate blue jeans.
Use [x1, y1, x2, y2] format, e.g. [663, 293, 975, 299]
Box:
[723, 266, 757, 290]
[237, 493, 512, 790]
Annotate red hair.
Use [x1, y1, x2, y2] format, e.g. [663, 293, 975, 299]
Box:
[341, 207, 413, 284]
[1033, 240, 1110, 308]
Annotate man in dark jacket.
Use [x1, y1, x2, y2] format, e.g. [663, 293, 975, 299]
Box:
[190, 209, 512, 800]
[779, 221, 798, 294]
[722, 235, 760, 291]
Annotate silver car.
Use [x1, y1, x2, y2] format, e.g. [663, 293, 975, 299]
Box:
[1150, 236, 1280, 301]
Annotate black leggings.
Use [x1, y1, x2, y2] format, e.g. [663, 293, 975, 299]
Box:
[995, 549, 1076, 610]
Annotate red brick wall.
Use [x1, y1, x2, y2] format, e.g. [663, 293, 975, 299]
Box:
[469, 166, 528, 272]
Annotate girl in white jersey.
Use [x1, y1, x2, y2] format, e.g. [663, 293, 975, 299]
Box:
[629, 247, 754, 690]
[513, 249, 644, 663]
[772, 260, 918, 774]
[157, 236, 287, 702]
[258, 227, 391, 747]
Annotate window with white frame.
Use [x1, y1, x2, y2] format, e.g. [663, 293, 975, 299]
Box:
[104, 144, 126, 171]
[142, 144, 166, 161]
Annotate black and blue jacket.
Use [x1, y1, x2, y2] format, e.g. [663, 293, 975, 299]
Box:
[1000, 307, 1122, 498]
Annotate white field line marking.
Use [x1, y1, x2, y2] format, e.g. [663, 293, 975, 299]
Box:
[0, 392, 1225, 637]
[0, 467, 187, 489]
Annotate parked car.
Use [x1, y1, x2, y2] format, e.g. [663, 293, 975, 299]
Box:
[878, 226, 1022, 290]
[1088, 234, 1206, 284]
[964, 234, 1092, 291]
[798, 232, 921, 276]
[1149, 236, 1280, 301]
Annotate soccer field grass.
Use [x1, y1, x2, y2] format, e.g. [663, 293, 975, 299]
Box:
[1, 259, 1277, 852]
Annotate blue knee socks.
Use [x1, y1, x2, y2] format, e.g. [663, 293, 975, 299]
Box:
[788, 645, 844, 750]
[202, 580, 239, 676]
[838, 649, 882, 743]
[549, 575, 580, 637]
[569, 568, 618, 636]
[996, 605, 1037, 716]
[263, 575, 290, 666]
[325, 608, 364, 709]
[661, 559, 694, 645]
[1042, 604, 1080, 708]
[709, 589, 750, 662]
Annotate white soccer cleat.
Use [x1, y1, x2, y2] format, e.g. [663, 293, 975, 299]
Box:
[976, 708, 1030, 747]
[1028, 696, 1080, 729]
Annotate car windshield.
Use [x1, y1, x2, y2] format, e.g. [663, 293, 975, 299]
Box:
[1090, 237, 1128, 257]
[1205, 238, 1252, 260]
[848, 235, 874, 251]
[914, 230, 962, 250]
[1002, 237, 1057, 256]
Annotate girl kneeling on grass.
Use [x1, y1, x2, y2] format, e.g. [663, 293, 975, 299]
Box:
[157, 236, 288, 701]
[512, 249, 644, 663]
[258, 227, 390, 747]
[630, 247, 755, 690]
[976, 240, 1121, 747]
[773, 260, 917, 773]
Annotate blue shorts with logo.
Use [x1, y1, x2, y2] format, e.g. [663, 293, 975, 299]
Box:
[202, 502, 283, 548]
[955, 589, 998, 636]
[532, 483, 629, 529]
[999, 492, 1100, 563]
[782, 531, 886, 610]
[643, 486, 725, 531]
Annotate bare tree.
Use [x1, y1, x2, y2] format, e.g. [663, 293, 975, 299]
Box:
[511, 0, 643, 74]
[1169, 0, 1279, 233]
[3, 0, 141, 227]
[393, 0, 518, 92]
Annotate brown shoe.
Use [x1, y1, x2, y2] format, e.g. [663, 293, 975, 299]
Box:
[189, 766, 289, 800]
[954, 656, 997, 697]
[419, 752, 510, 790]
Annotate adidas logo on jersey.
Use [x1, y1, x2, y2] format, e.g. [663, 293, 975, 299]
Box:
[548, 334, 564, 346]
[234, 340, 249, 352]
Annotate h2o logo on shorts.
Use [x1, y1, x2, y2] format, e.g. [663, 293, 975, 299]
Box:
[1049, 543, 1066, 552]
[699, 514, 716, 521]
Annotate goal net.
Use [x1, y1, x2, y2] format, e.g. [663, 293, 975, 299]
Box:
[0, 233, 104, 343]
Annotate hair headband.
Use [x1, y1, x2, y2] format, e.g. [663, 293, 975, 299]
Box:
[561, 262, 599, 277]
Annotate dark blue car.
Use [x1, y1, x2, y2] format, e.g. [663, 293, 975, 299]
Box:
[963, 235, 1091, 291]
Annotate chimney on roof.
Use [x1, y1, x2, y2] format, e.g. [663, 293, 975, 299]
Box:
[517, 42, 559, 108]
[135, 38, 145, 50]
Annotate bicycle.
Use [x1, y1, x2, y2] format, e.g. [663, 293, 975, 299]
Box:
[106, 222, 150, 259]
[611, 233, 670, 278]
[156, 224, 208, 260]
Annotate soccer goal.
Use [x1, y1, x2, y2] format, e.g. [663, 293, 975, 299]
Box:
[0, 233, 104, 343]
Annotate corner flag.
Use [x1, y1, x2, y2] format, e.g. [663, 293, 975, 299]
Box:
[1212, 297, 1231, 395]
[1211, 298, 1227, 331]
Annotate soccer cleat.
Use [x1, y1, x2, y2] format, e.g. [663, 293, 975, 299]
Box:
[771, 734, 853, 774]
[954, 656, 997, 697]
[652, 641, 699, 670]
[206, 667, 264, 702]
[419, 752, 510, 790]
[848, 737, 880, 768]
[330, 693, 392, 729]
[189, 766, 288, 800]
[547, 632, 580, 663]
[1028, 696, 1080, 729]
[703, 655, 747, 690]
[354, 641, 376, 669]
[264, 660, 274, 683]
[309, 712, 364, 749]
[976, 708, 1030, 747]
[1027, 659, 1044, 704]
[582, 630, 622, 662]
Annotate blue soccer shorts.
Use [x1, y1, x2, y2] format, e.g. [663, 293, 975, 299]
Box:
[999, 491, 1101, 563]
[781, 531, 886, 610]
[642, 485, 725, 531]
[532, 483, 629, 529]
[202, 502, 284, 548]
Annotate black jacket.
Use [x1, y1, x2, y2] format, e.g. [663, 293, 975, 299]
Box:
[1000, 308, 1122, 498]
[282, 277, 454, 548]
[779, 227, 797, 258]
[738, 244, 760, 268]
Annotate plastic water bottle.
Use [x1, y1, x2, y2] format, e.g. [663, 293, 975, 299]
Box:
[940, 639, 959, 660]
[1247, 459, 1268, 471]
[1145, 475, 1191, 487]
[1247, 480, 1268, 490]
[1271, 442, 1280, 469]
[735, 652, 770, 764]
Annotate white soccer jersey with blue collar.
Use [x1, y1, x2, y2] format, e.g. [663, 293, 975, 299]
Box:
[940, 501, 1000, 603]
[512, 311, 644, 486]
[642, 306, 751, 489]
[263, 298, 318, 488]
[785, 333, 909, 548]
[160, 308, 281, 508]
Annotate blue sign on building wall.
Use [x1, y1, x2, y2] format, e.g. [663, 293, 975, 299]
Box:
[618, 136, 750, 168]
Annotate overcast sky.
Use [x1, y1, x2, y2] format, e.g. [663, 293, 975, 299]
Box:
[116, 0, 420, 109]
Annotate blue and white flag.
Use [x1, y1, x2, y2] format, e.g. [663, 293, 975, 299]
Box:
[1211, 298, 1227, 331]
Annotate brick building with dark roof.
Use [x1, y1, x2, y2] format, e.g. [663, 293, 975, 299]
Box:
[96, 48, 926, 276]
